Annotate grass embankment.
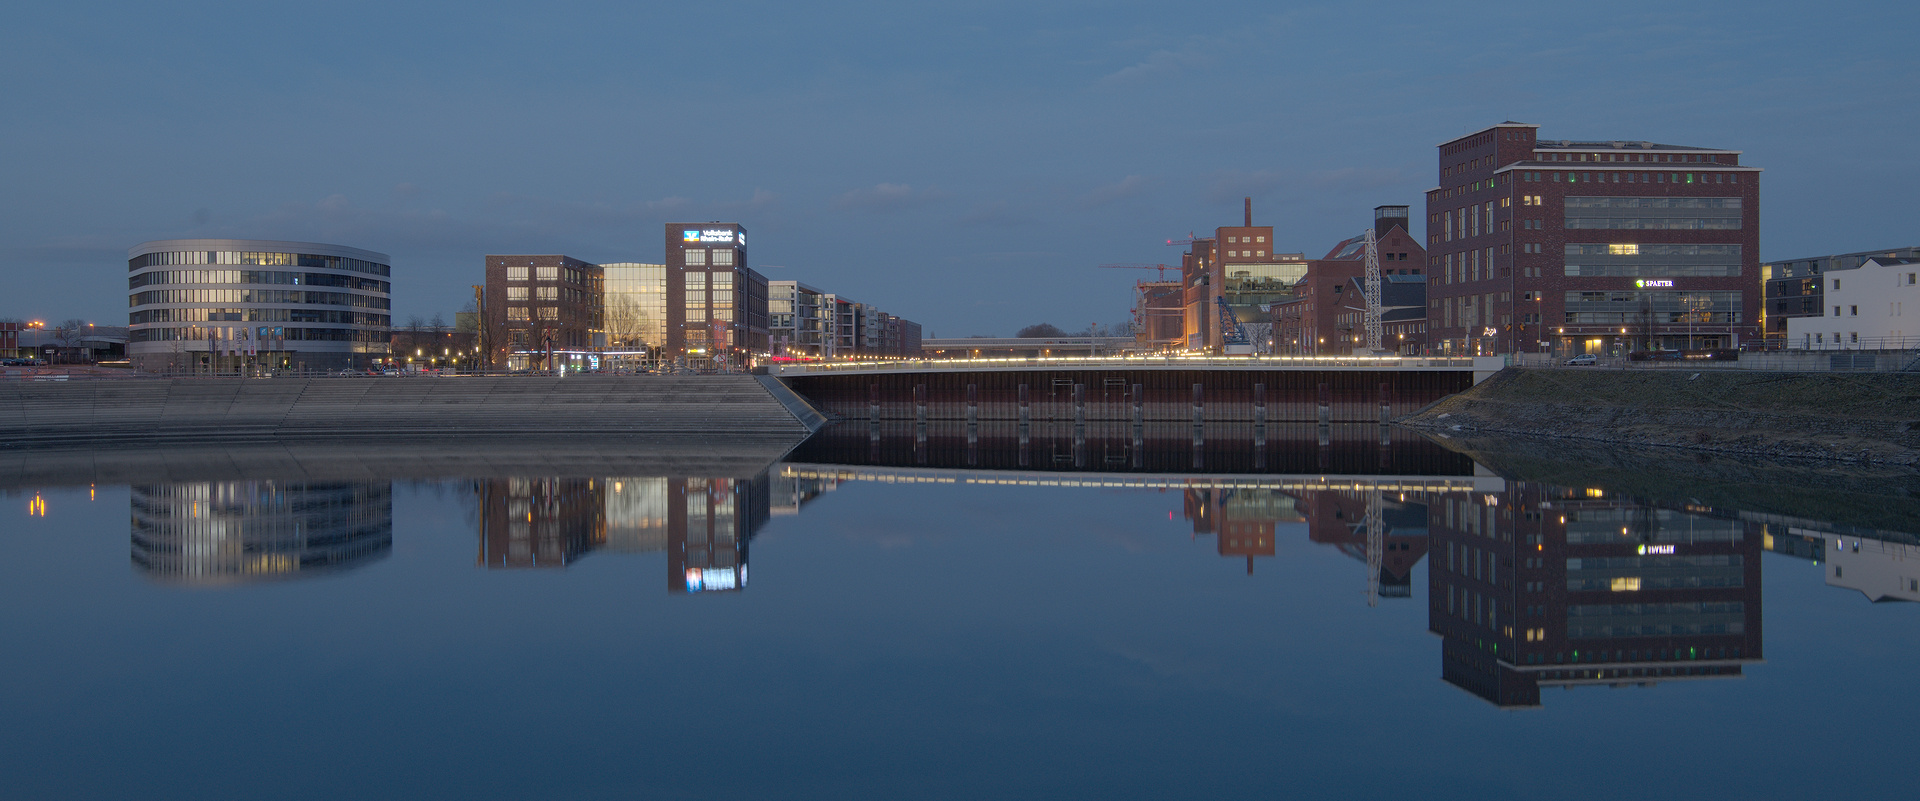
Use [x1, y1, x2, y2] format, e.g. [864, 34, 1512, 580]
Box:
[1403, 368, 1920, 466]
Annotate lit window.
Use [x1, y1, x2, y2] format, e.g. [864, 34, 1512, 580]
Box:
[1608, 244, 1639, 255]
[712, 249, 735, 266]
[506, 286, 528, 301]
[537, 286, 558, 301]
[507, 307, 529, 321]
[537, 307, 559, 320]
[506, 266, 528, 281]
[536, 266, 559, 281]
[685, 250, 708, 266]
[1256, 236, 1265, 242]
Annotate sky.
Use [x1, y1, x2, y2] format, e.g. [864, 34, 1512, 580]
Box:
[2, 0, 1915, 336]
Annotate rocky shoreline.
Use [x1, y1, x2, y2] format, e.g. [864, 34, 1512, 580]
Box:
[1401, 367, 1920, 467]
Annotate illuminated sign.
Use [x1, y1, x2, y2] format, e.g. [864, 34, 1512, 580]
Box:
[682, 228, 737, 244]
[684, 566, 745, 592]
[1635, 279, 1674, 288]
[1637, 544, 1676, 555]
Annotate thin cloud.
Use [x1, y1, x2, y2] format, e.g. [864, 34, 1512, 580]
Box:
[1079, 175, 1150, 208]
[831, 183, 948, 212]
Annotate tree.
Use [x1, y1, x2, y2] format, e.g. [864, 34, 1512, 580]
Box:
[429, 313, 447, 334]
[1016, 323, 1065, 338]
[54, 318, 90, 363]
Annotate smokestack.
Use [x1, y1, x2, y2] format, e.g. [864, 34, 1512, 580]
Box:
[1244, 197, 1252, 227]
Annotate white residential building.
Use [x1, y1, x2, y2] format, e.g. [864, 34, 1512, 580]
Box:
[1786, 257, 1920, 349]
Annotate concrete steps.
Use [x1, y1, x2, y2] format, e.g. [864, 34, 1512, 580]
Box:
[0, 375, 815, 448]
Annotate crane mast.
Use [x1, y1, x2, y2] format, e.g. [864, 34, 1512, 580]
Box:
[1362, 228, 1383, 353]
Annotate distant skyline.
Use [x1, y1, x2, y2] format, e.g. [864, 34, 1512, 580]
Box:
[4, 0, 1915, 336]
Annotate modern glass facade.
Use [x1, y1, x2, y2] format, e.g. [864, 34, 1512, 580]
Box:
[127, 239, 392, 372]
[601, 263, 666, 356]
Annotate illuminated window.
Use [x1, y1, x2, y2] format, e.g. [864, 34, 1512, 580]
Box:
[536, 266, 559, 280]
[506, 266, 528, 281]
[506, 307, 529, 321]
[1608, 244, 1639, 255]
[712, 249, 735, 266]
[537, 307, 558, 320]
[536, 287, 558, 301]
[506, 286, 528, 301]
[685, 250, 708, 266]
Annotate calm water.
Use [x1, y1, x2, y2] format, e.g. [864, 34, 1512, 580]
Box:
[1, 427, 1914, 800]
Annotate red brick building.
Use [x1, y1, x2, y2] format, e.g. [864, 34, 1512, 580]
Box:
[1426, 122, 1761, 356]
[1272, 208, 1427, 355]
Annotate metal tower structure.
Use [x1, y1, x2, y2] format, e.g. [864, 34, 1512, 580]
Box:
[1362, 228, 1383, 353]
[1215, 296, 1253, 355]
[1365, 487, 1384, 607]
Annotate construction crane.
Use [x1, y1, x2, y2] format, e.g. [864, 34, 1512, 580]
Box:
[1215, 296, 1253, 355]
[1365, 486, 1384, 607]
[1165, 231, 1199, 247]
[1098, 263, 1177, 281]
[1361, 228, 1384, 353]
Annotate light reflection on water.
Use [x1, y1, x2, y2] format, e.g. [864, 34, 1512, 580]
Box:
[1, 431, 1914, 798]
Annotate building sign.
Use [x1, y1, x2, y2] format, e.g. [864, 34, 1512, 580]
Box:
[684, 566, 745, 592]
[1635, 279, 1675, 288]
[1637, 544, 1677, 555]
[682, 229, 738, 244]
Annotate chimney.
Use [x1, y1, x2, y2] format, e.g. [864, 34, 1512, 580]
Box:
[1244, 197, 1253, 227]
[1373, 205, 1410, 237]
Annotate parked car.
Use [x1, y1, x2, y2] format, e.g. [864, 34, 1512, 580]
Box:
[1563, 354, 1597, 366]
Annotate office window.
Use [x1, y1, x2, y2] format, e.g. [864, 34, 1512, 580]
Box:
[506, 286, 528, 301]
[685, 249, 708, 266]
[506, 266, 528, 281]
[536, 286, 558, 301]
[1256, 236, 1265, 242]
[507, 306, 529, 321]
[536, 266, 559, 280]
[537, 307, 558, 320]
[712, 249, 735, 266]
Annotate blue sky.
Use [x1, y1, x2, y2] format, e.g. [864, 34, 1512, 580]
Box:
[3, 0, 1914, 335]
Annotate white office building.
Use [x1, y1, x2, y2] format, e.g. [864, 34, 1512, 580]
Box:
[1786, 257, 1920, 350]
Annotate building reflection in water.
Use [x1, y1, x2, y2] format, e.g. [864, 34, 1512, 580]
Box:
[1180, 486, 1429, 597]
[1428, 483, 1763, 707]
[475, 475, 778, 594]
[130, 482, 393, 584]
[1763, 527, 1920, 604]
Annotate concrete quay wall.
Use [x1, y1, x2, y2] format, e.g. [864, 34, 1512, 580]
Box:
[0, 375, 820, 449]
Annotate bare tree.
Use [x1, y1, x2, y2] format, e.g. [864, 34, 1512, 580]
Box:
[429, 313, 447, 334]
[1016, 323, 1066, 338]
[54, 318, 90, 363]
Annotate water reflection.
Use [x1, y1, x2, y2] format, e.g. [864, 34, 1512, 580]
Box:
[96, 431, 1917, 712]
[1426, 483, 1762, 707]
[130, 481, 392, 584]
[474, 475, 775, 593]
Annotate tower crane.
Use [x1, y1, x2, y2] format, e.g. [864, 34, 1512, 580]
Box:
[1098, 263, 1177, 281]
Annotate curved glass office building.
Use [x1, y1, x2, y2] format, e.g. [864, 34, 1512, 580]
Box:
[127, 239, 392, 372]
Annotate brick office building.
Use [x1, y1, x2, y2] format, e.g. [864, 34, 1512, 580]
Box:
[666, 223, 769, 367]
[483, 255, 602, 370]
[1425, 123, 1761, 356]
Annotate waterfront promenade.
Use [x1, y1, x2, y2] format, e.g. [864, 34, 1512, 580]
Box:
[0, 374, 821, 449]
